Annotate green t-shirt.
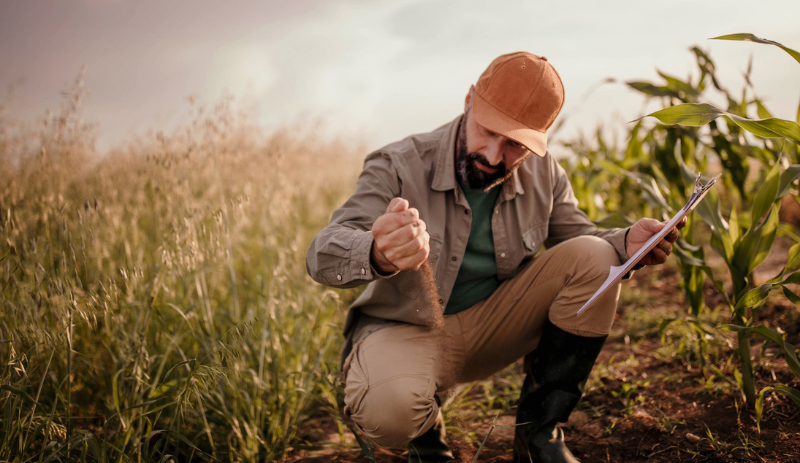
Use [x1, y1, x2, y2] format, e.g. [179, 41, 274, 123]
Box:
[444, 177, 502, 315]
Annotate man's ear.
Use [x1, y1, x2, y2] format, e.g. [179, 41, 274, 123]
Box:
[464, 85, 475, 112]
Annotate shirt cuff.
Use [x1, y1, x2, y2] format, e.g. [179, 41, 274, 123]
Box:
[354, 231, 398, 280]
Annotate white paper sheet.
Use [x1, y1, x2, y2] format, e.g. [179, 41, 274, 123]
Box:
[576, 173, 720, 316]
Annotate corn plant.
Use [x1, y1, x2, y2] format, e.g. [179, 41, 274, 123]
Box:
[645, 33, 800, 409]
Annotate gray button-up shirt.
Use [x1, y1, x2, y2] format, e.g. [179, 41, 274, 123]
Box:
[305, 115, 631, 367]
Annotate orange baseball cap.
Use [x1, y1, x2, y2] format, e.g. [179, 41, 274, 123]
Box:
[472, 52, 565, 157]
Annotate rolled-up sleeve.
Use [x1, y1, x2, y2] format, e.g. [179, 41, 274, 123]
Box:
[306, 151, 401, 288]
[545, 158, 632, 263]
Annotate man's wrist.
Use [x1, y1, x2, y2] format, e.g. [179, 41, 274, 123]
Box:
[370, 241, 396, 276]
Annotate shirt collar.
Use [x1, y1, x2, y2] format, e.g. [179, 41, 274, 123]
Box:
[430, 114, 525, 201]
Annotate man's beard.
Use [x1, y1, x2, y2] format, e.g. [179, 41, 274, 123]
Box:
[455, 116, 515, 192]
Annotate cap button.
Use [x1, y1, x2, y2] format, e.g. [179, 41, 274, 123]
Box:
[541, 56, 548, 61]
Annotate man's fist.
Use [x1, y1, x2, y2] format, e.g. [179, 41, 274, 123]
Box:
[625, 217, 687, 266]
[371, 197, 430, 273]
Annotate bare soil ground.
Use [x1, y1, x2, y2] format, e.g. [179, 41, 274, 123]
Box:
[286, 238, 800, 463]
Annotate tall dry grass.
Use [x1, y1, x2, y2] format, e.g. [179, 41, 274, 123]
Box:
[0, 72, 363, 462]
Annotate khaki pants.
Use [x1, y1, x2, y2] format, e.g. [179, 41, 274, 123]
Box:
[342, 235, 622, 447]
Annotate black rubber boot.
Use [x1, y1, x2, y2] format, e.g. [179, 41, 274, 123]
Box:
[407, 408, 454, 463]
[513, 319, 607, 463]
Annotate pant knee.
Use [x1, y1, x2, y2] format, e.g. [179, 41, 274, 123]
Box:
[549, 236, 622, 336]
[564, 236, 620, 271]
[345, 378, 438, 447]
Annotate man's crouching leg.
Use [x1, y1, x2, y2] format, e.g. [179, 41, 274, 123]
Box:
[514, 235, 622, 463]
[341, 323, 458, 451]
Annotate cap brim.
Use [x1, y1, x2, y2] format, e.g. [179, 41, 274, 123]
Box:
[472, 92, 548, 157]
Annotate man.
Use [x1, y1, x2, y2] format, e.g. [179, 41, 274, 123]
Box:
[306, 52, 681, 463]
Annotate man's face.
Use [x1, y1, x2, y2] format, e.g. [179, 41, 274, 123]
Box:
[455, 104, 532, 191]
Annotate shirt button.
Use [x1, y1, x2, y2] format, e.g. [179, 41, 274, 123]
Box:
[336, 274, 342, 281]
[500, 252, 506, 258]
[361, 268, 366, 275]
[451, 256, 457, 261]
[494, 209, 499, 215]
[438, 299, 444, 304]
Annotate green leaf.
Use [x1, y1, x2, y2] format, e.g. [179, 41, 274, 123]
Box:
[774, 384, 800, 407]
[658, 318, 679, 342]
[728, 114, 800, 143]
[755, 386, 773, 432]
[778, 165, 800, 199]
[741, 326, 800, 378]
[741, 204, 780, 276]
[647, 103, 723, 126]
[780, 272, 800, 285]
[628, 81, 677, 98]
[673, 245, 706, 267]
[755, 100, 773, 119]
[658, 70, 700, 100]
[750, 163, 781, 231]
[646, 103, 800, 143]
[785, 243, 800, 274]
[712, 33, 800, 65]
[783, 286, 800, 305]
[734, 284, 773, 313]
[729, 206, 740, 244]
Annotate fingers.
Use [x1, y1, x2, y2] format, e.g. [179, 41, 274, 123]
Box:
[639, 218, 664, 232]
[381, 218, 428, 250]
[386, 197, 408, 214]
[383, 232, 430, 270]
[646, 246, 669, 265]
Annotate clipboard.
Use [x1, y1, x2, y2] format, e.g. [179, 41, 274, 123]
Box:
[576, 173, 720, 316]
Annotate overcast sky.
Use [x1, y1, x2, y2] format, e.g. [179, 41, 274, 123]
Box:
[2, 0, 799, 155]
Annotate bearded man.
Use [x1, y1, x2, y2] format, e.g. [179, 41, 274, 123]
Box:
[306, 51, 682, 463]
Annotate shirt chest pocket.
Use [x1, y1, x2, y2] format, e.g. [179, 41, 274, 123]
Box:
[522, 223, 548, 257]
[386, 234, 444, 299]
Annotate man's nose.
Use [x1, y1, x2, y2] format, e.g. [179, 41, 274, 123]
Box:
[484, 136, 504, 166]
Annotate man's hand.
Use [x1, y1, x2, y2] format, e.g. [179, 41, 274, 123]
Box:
[625, 217, 687, 266]
[371, 197, 430, 273]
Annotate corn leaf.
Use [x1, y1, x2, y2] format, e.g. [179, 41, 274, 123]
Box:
[778, 165, 800, 199]
[755, 386, 773, 432]
[755, 100, 773, 119]
[647, 103, 722, 126]
[750, 162, 781, 232]
[780, 272, 800, 285]
[775, 384, 800, 407]
[730, 325, 800, 378]
[673, 245, 706, 267]
[729, 206, 740, 244]
[783, 286, 800, 305]
[712, 33, 800, 65]
[733, 284, 773, 313]
[628, 81, 678, 98]
[658, 70, 701, 100]
[647, 103, 800, 143]
[727, 114, 800, 143]
[785, 243, 800, 274]
[750, 205, 781, 274]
